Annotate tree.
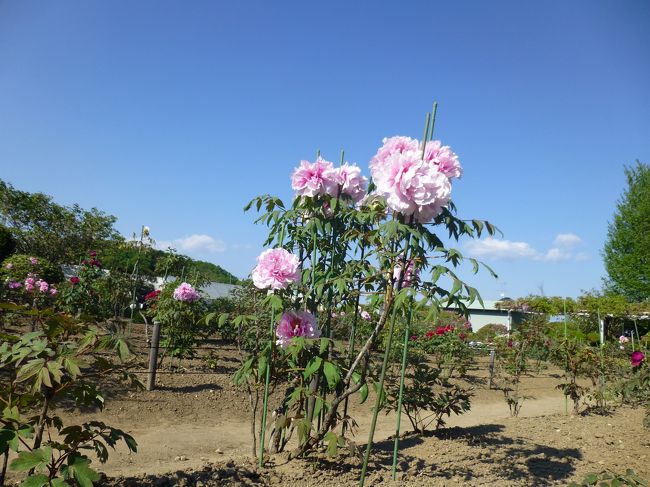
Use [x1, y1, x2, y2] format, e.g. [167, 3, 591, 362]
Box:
[0, 179, 121, 265]
[603, 161, 650, 302]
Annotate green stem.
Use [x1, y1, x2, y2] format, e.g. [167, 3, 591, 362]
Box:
[392, 297, 413, 479]
[342, 241, 366, 436]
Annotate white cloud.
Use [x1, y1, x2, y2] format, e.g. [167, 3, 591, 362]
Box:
[553, 233, 582, 248]
[539, 247, 571, 262]
[157, 234, 226, 254]
[466, 233, 586, 263]
[464, 238, 539, 261]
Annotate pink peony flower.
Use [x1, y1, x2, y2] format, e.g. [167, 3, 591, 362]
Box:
[291, 158, 338, 198]
[423, 140, 463, 180]
[5, 263, 13, 269]
[631, 351, 645, 367]
[49, 287, 58, 296]
[24, 277, 35, 291]
[37, 280, 49, 293]
[30, 257, 38, 265]
[275, 310, 321, 348]
[393, 260, 418, 288]
[7, 281, 21, 289]
[619, 335, 630, 344]
[360, 310, 371, 321]
[252, 248, 300, 290]
[370, 138, 452, 223]
[330, 163, 368, 203]
[369, 136, 419, 174]
[172, 282, 201, 303]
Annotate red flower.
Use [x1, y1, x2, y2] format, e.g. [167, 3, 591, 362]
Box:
[410, 335, 418, 341]
[459, 333, 466, 340]
[145, 290, 161, 301]
[89, 251, 97, 258]
[425, 330, 435, 338]
[507, 339, 513, 348]
[70, 276, 80, 285]
[631, 351, 645, 367]
[436, 327, 446, 335]
[90, 259, 102, 267]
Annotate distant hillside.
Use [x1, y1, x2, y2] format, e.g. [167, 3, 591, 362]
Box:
[101, 245, 240, 284]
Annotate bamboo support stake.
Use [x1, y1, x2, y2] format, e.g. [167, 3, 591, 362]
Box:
[359, 309, 397, 487]
[258, 306, 276, 467]
[392, 297, 413, 479]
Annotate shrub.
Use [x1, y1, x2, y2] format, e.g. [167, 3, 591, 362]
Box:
[0, 254, 63, 285]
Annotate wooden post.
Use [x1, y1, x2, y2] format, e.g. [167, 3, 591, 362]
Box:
[147, 320, 161, 391]
[488, 349, 496, 389]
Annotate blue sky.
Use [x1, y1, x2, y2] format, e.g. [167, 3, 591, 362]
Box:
[1, 1, 648, 299]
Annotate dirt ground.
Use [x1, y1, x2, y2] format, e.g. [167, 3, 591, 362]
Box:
[5, 339, 650, 486]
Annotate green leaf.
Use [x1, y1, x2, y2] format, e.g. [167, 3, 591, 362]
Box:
[218, 313, 229, 326]
[583, 474, 599, 485]
[258, 354, 268, 379]
[303, 357, 322, 380]
[10, 447, 52, 472]
[359, 384, 369, 404]
[20, 474, 49, 487]
[322, 362, 340, 389]
[15, 358, 46, 383]
[50, 479, 72, 487]
[319, 337, 330, 355]
[0, 429, 13, 452]
[324, 431, 338, 457]
[62, 454, 100, 487]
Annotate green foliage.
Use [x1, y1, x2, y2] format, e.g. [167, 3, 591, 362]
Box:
[102, 243, 239, 284]
[0, 179, 120, 265]
[0, 303, 140, 486]
[603, 161, 650, 302]
[568, 469, 648, 487]
[472, 323, 507, 342]
[614, 363, 650, 428]
[57, 251, 135, 320]
[492, 316, 554, 416]
[411, 321, 473, 378]
[0, 223, 16, 261]
[152, 280, 209, 360]
[385, 353, 472, 433]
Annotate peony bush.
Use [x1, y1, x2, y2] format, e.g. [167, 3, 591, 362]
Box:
[227, 106, 499, 483]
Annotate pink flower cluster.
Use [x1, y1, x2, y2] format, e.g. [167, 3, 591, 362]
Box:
[291, 158, 367, 203]
[275, 310, 321, 348]
[23, 276, 57, 295]
[252, 248, 300, 290]
[172, 282, 201, 303]
[369, 136, 461, 223]
[393, 260, 418, 288]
